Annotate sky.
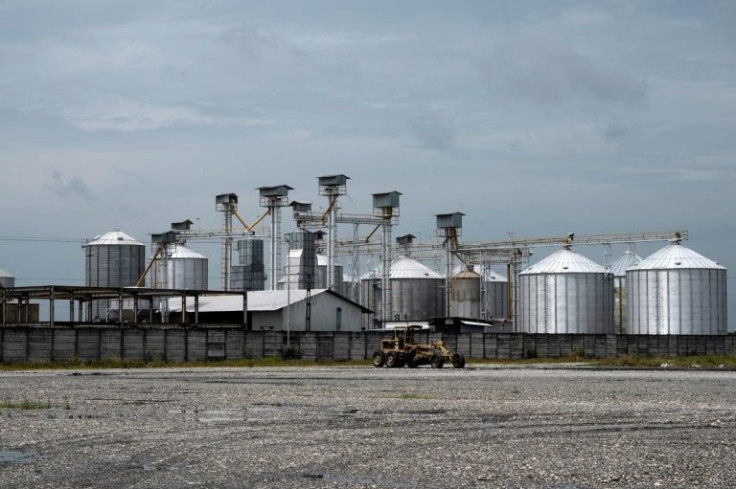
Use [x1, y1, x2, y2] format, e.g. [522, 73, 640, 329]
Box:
[0, 1, 734, 329]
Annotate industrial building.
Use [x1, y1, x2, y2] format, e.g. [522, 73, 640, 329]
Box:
[0, 175, 728, 339]
[166, 289, 370, 332]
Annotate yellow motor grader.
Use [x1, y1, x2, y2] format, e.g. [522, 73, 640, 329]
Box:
[371, 325, 465, 368]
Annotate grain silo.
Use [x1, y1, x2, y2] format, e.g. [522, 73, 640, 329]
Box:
[519, 246, 614, 334]
[83, 230, 146, 320]
[316, 254, 343, 293]
[230, 238, 266, 291]
[154, 243, 208, 290]
[451, 266, 482, 318]
[360, 255, 445, 327]
[483, 269, 508, 320]
[0, 267, 14, 288]
[610, 250, 642, 334]
[627, 241, 727, 335]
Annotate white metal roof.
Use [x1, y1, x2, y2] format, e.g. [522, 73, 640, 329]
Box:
[520, 247, 608, 275]
[168, 289, 330, 313]
[610, 250, 643, 277]
[361, 255, 443, 280]
[627, 243, 725, 271]
[85, 230, 143, 246]
[0, 267, 13, 278]
[167, 243, 206, 259]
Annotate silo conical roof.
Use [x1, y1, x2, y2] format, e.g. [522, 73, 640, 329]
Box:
[85, 230, 143, 246]
[0, 267, 12, 278]
[628, 242, 725, 271]
[168, 243, 206, 259]
[520, 247, 608, 275]
[610, 250, 643, 277]
[451, 264, 505, 281]
[452, 267, 481, 280]
[361, 255, 443, 280]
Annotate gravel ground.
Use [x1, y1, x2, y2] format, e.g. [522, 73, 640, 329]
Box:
[1, 365, 735, 488]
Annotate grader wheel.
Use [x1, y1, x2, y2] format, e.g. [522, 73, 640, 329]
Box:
[372, 351, 386, 368]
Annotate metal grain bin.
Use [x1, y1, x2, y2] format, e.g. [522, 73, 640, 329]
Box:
[519, 246, 614, 334]
[154, 244, 208, 290]
[83, 230, 146, 319]
[230, 238, 266, 291]
[611, 250, 642, 334]
[451, 267, 481, 319]
[627, 242, 727, 335]
[360, 255, 445, 326]
[0, 267, 15, 288]
[483, 269, 508, 320]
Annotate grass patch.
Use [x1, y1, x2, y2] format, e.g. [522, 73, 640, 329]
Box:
[2, 354, 736, 371]
[0, 400, 52, 410]
[0, 357, 371, 371]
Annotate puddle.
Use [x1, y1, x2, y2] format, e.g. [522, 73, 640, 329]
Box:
[0, 450, 42, 464]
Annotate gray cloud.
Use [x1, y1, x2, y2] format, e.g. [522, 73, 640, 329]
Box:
[408, 112, 455, 150]
[45, 170, 94, 201]
[476, 36, 647, 107]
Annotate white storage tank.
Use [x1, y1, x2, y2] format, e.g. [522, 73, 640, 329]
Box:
[360, 255, 445, 326]
[519, 246, 614, 334]
[0, 267, 15, 288]
[610, 250, 642, 334]
[83, 230, 146, 320]
[154, 243, 208, 290]
[627, 241, 727, 335]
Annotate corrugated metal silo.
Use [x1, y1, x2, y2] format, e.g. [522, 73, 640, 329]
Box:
[610, 250, 642, 333]
[483, 269, 508, 320]
[154, 244, 208, 290]
[519, 246, 614, 334]
[83, 230, 146, 319]
[0, 267, 15, 288]
[451, 267, 481, 318]
[627, 241, 727, 335]
[316, 254, 344, 292]
[231, 238, 266, 291]
[360, 255, 445, 326]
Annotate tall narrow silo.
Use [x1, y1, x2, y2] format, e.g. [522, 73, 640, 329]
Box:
[231, 238, 266, 291]
[610, 250, 642, 334]
[154, 243, 208, 290]
[451, 266, 482, 318]
[482, 269, 508, 320]
[627, 241, 727, 335]
[83, 230, 146, 319]
[0, 267, 15, 288]
[519, 246, 614, 334]
[283, 230, 317, 290]
[360, 255, 445, 327]
[316, 254, 343, 292]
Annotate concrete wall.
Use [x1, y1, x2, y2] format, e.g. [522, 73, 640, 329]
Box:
[2, 326, 735, 364]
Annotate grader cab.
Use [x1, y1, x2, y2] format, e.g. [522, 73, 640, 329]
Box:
[371, 325, 465, 368]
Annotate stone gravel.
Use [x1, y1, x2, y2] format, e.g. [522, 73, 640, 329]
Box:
[1, 365, 735, 488]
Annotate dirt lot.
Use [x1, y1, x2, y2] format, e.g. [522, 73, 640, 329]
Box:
[1, 365, 735, 488]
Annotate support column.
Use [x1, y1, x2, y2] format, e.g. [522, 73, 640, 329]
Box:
[49, 286, 55, 327]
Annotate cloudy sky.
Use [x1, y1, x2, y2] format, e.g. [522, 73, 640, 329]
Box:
[0, 1, 734, 328]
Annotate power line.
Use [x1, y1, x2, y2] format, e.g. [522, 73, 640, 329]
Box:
[0, 236, 85, 243]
